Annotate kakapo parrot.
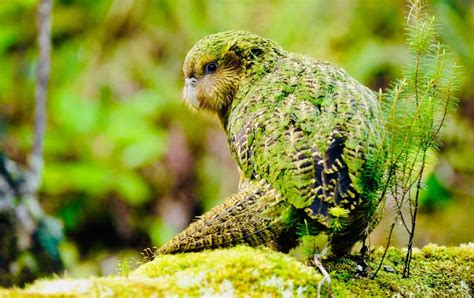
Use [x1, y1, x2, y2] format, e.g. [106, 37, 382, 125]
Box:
[159, 31, 385, 257]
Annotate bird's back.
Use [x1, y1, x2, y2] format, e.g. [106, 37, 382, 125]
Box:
[226, 54, 385, 254]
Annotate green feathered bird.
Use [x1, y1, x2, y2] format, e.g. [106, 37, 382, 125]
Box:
[159, 30, 385, 256]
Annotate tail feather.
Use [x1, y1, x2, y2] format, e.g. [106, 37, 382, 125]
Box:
[191, 189, 263, 234]
[158, 181, 289, 254]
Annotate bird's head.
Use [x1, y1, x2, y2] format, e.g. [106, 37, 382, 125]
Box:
[182, 30, 284, 117]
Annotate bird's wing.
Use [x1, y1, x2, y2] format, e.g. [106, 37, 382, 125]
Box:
[227, 56, 383, 228]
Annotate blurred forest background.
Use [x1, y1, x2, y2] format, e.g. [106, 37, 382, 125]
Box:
[0, 0, 472, 282]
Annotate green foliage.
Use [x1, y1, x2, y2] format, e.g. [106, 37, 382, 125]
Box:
[380, 0, 460, 231]
[376, 0, 462, 277]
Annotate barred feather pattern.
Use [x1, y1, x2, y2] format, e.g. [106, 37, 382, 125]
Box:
[158, 180, 295, 254]
[226, 54, 384, 254]
[160, 31, 385, 256]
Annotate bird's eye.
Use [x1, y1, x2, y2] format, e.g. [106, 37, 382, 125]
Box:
[204, 62, 218, 74]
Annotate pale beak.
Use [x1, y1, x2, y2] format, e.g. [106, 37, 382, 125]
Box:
[185, 77, 199, 108]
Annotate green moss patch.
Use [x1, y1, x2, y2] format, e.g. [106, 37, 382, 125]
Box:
[1, 244, 472, 297]
[328, 244, 473, 296]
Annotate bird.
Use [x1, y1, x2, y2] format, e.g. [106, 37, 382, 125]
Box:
[158, 30, 386, 258]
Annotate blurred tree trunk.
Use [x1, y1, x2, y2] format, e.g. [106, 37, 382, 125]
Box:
[0, 0, 63, 287]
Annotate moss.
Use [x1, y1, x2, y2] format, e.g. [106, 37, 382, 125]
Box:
[327, 243, 473, 296]
[131, 245, 321, 296]
[0, 244, 472, 297]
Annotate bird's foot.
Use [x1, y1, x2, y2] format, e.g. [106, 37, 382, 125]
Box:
[313, 254, 332, 298]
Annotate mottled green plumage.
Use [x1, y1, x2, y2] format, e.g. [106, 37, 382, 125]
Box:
[160, 31, 386, 256]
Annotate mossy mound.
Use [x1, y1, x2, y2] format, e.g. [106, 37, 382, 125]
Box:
[1, 244, 472, 297]
[327, 243, 473, 296]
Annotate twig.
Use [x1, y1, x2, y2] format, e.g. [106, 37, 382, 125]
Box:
[372, 220, 396, 279]
[314, 255, 332, 298]
[30, 0, 51, 193]
[403, 151, 427, 278]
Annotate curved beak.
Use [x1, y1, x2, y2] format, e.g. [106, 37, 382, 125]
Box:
[185, 78, 199, 108]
